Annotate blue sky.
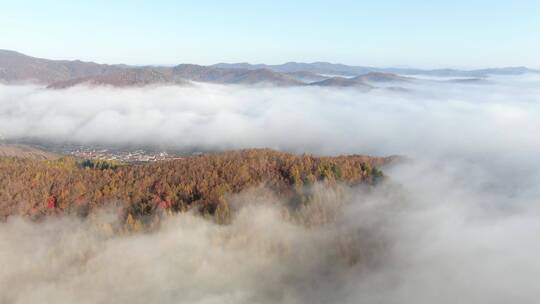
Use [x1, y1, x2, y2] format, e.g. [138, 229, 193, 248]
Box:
[1, 0, 539, 68]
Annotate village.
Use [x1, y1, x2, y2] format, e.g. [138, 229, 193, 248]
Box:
[59, 145, 186, 162]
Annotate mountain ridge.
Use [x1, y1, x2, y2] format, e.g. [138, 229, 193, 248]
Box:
[1, 50, 537, 89]
[213, 62, 539, 77]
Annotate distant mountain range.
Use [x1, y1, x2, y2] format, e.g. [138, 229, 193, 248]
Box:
[213, 62, 539, 78]
[1, 50, 538, 89]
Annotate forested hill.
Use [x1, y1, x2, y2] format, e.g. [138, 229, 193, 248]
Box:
[0, 144, 58, 160]
[0, 149, 394, 223]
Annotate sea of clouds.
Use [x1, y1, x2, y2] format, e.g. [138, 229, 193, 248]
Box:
[1, 75, 540, 303]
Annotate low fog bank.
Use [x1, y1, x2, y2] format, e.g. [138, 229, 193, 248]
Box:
[1, 75, 539, 160]
[2, 76, 540, 190]
[1, 75, 540, 303]
[1, 166, 540, 303]
[0, 185, 376, 304]
[369, 161, 540, 303]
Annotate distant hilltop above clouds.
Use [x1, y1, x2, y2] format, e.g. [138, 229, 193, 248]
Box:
[1, 49, 538, 89]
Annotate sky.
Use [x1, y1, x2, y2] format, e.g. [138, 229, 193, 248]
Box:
[1, 0, 539, 68]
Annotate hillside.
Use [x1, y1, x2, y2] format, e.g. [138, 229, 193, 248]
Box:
[170, 64, 303, 86]
[354, 72, 411, 82]
[284, 71, 329, 83]
[3, 50, 538, 89]
[0, 144, 59, 160]
[310, 76, 373, 89]
[0, 50, 303, 87]
[0, 149, 394, 222]
[213, 61, 540, 77]
[47, 68, 191, 88]
[0, 49, 124, 84]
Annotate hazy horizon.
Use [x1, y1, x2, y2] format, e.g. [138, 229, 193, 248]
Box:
[2, 48, 539, 72]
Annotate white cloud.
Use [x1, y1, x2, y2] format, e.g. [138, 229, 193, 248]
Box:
[1, 76, 540, 303]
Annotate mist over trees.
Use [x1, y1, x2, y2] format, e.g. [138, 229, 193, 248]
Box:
[0, 73, 540, 303]
[0, 149, 390, 224]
